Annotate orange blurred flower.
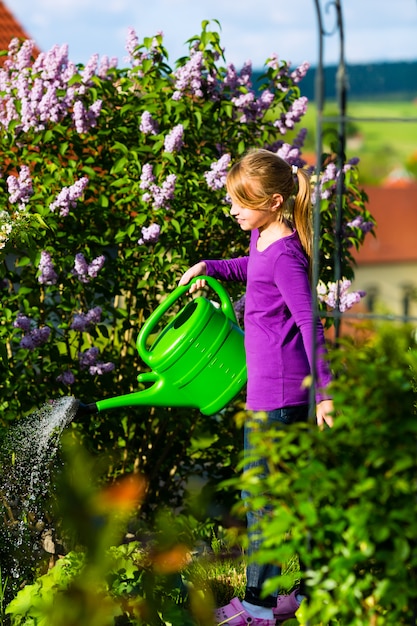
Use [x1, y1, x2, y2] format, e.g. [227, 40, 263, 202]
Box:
[96, 474, 146, 513]
[152, 544, 191, 574]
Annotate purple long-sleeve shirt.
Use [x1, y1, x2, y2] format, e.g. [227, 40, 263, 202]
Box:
[204, 229, 332, 411]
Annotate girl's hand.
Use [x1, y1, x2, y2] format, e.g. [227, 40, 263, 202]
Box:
[316, 399, 334, 428]
[178, 262, 207, 293]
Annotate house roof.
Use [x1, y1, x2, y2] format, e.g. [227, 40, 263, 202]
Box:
[354, 181, 417, 265]
[0, 1, 40, 63]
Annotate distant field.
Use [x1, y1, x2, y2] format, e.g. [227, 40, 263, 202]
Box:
[289, 101, 417, 185]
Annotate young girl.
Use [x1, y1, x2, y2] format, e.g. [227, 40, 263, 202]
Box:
[179, 149, 333, 625]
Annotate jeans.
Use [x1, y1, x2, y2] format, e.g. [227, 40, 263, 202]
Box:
[243, 405, 309, 608]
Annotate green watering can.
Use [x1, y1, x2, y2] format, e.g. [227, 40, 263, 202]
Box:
[77, 276, 247, 416]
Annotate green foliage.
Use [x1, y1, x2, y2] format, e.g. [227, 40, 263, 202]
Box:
[4, 434, 240, 626]
[0, 20, 374, 618]
[0, 22, 371, 512]
[5, 546, 194, 626]
[236, 324, 417, 624]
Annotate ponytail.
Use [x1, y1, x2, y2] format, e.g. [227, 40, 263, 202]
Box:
[293, 168, 313, 273]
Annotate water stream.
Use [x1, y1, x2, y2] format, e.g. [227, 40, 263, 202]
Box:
[0, 396, 79, 594]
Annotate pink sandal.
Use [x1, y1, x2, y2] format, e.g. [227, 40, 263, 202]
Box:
[214, 597, 276, 625]
[273, 590, 301, 621]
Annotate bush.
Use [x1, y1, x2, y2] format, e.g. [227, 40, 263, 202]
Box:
[237, 324, 417, 625]
[0, 21, 372, 504]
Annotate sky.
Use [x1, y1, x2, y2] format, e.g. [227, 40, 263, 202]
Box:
[6, 0, 417, 70]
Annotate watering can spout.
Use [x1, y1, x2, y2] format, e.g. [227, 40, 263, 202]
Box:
[94, 372, 197, 413]
[76, 276, 247, 417]
[76, 401, 99, 416]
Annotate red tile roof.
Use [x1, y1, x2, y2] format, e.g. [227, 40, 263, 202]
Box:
[0, 1, 40, 63]
[354, 182, 417, 264]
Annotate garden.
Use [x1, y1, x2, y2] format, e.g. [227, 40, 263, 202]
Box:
[0, 20, 416, 625]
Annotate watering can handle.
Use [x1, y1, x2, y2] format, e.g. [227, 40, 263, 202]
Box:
[137, 275, 238, 358]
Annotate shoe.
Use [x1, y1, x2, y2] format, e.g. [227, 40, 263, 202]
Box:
[215, 597, 276, 625]
[273, 590, 300, 621]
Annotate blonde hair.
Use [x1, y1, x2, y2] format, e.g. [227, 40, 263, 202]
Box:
[226, 149, 313, 263]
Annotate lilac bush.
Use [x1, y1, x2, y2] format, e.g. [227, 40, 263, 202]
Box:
[0, 22, 373, 511]
[0, 39, 104, 133]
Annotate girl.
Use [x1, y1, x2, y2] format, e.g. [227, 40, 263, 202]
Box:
[179, 149, 333, 625]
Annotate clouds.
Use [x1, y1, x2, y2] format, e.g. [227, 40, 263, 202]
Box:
[7, 0, 417, 69]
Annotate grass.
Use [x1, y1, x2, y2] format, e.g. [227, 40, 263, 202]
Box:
[0, 568, 8, 626]
[184, 533, 302, 624]
[288, 100, 417, 184]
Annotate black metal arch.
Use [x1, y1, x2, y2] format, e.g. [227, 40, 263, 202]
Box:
[308, 0, 417, 418]
[311, 0, 417, 331]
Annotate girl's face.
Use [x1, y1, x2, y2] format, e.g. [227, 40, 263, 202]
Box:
[230, 201, 278, 232]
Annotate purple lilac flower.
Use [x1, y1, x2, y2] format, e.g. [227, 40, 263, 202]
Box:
[72, 99, 102, 134]
[224, 64, 239, 90]
[238, 61, 253, 88]
[19, 326, 51, 350]
[14, 39, 34, 71]
[13, 313, 32, 332]
[256, 89, 275, 112]
[317, 279, 366, 313]
[149, 174, 177, 210]
[274, 96, 308, 135]
[38, 84, 61, 124]
[71, 314, 89, 331]
[232, 91, 255, 110]
[81, 53, 99, 84]
[233, 295, 246, 324]
[79, 347, 99, 369]
[71, 306, 102, 331]
[276, 143, 304, 169]
[97, 55, 118, 79]
[204, 154, 231, 191]
[38, 250, 58, 285]
[140, 111, 159, 135]
[291, 61, 310, 84]
[73, 253, 89, 282]
[347, 157, 360, 167]
[226, 62, 278, 124]
[312, 162, 339, 203]
[172, 51, 204, 100]
[125, 26, 140, 64]
[7, 165, 33, 207]
[56, 370, 75, 385]
[164, 124, 184, 153]
[321, 163, 338, 185]
[229, 80, 276, 125]
[141, 172, 177, 210]
[0, 39, 104, 133]
[89, 362, 115, 375]
[344, 215, 374, 246]
[49, 176, 89, 216]
[72, 253, 105, 283]
[79, 346, 114, 375]
[138, 223, 161, 245]
[292, 128, 308, 149]
[140, 163, 155, 189]
[267, 53, 280, 70]
[223, 60, 253, 95]
[87, 255, 105, 279]
[346, 215, 374, 234]
[86, 306, 102, 324]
